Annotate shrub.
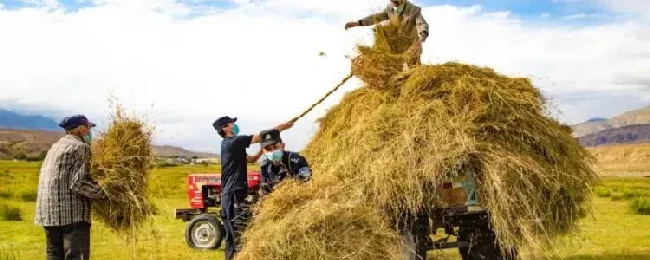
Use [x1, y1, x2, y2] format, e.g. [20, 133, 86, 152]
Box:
[623, 188, 649, 199]
[593, 186, 611, 197]
[610, 193, 625, 201]
[18, 190, 38, 202]
[0, 191, 11, 199]
[630, 197, 650, 215]
[0, 203, 22, 221]
[12, 151, 26, 161]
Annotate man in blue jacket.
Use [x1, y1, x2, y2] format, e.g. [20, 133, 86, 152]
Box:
[258, 129, 311, 195]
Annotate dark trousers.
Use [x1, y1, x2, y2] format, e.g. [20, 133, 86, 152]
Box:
[44, 221, 91, 260]
[221, 189, 248, 260]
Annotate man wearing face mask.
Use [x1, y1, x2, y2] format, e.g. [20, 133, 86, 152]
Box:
[35, 115, 106, 260]
[258, 129, 311, 196]
[212, 116, 295, 260]
[344, 0, 429, 68]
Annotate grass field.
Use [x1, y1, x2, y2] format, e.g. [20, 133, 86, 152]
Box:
[1, 160, 649, 259]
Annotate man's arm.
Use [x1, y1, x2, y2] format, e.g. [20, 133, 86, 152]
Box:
[346, 7, 390, 29]
[246, 147, 264, 163]
[69, 145, 105, 199]
[359, 9, 390, 27]
[250, 119, 296, 144]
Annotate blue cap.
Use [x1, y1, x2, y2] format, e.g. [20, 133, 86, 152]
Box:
[59, 115, 96, 130]
[212, 116, 237, 130]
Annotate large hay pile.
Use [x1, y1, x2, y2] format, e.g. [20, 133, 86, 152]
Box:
[237, 24, 597, 259]
[91, 104, 155, 234]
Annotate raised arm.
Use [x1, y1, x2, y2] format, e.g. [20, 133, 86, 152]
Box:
[250, 119, 296, 144]
[246, 147, 264, 163]
[345, 7, 390, 30]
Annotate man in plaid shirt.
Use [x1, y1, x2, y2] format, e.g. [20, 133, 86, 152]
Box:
[34, 114, 106, 260]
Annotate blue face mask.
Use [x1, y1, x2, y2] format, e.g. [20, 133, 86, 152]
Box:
[83, 131, 92, 143]
[232, 124, 240, 136]
[266, 150, 283, 162]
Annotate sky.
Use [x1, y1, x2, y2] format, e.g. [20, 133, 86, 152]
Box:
[0, 0, 649, 154]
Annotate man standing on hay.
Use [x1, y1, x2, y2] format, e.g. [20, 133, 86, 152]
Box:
[345, 0, 429, 68]
[34, 115, 106, 260]
[212, 116, 295, 260]
[258, 129, 312, 196]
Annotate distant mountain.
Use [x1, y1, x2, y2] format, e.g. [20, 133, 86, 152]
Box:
[571, 105, 650, 137]
[578, 124, 650, 147]
[153, 145, 218, 158]
[0, 109, 59, 131]
[585, 117, 607, 123]
[0, 109, 217, 159]
[0, 128, 218, 159]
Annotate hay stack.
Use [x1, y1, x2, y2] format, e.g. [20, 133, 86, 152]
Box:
[91, 104, 155, 233]
[237, 24, 597, 259]
[237, 180, 404, 260]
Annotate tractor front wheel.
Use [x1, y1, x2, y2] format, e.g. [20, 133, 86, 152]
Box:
[185, 214, 224, 250]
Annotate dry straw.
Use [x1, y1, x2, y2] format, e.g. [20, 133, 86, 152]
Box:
[237, 22, 597, 259]
[91, 102, 156, 234]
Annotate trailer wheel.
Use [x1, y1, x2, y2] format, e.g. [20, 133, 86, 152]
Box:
[185, 214, 224, 250]
[458, 226, 517, 260]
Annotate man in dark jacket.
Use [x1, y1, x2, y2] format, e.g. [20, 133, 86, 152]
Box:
[258, 129, 311, 195]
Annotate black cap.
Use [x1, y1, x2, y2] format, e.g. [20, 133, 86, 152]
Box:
[260, 129, 282, 148]
[59, 115, 96, 130]
[213, 116, 237, 130]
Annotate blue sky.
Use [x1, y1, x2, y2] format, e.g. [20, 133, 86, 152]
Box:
[0, 0, 648, 153]
[0, 0, 615, 19]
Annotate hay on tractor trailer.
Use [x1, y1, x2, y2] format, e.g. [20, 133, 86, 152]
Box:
[236, 180, 404, 260]
[237, 24, 598, 259]
[90, 104, 155, 234]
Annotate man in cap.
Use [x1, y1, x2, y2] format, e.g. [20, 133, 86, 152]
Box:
[258, 129, 311, 196]
[34, 114, 106, 260]
[344, 0, 429, 68]
[212, 116, 296, 260]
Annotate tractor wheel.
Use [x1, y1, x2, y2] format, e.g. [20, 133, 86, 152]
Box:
[185, 214, 224, 250]
[457, 226, 518, 260]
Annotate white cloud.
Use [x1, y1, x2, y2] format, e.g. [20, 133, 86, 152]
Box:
[0, 1, 649, 153]
[594, 0, 650, 16]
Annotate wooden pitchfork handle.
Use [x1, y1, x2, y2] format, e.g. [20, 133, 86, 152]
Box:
[290, 73, 353, 123]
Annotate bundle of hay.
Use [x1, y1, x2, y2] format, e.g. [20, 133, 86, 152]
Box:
[237, 23, 597, 259]
[91, 104, 155, 233]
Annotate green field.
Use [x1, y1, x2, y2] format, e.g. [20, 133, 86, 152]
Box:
[1, 161, 649, 260]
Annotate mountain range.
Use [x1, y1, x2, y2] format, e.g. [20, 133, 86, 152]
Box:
[572, 105, 650, 147]
[2, 103, 650, 158]
[0, 109, 217, 159]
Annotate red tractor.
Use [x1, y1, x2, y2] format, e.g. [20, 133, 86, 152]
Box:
[174, 170, 262, 250]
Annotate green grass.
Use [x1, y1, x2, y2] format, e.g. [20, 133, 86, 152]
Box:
[1, 161, 650, 259]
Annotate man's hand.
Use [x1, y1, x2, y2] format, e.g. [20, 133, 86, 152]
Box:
[345, 21, 359, 30]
